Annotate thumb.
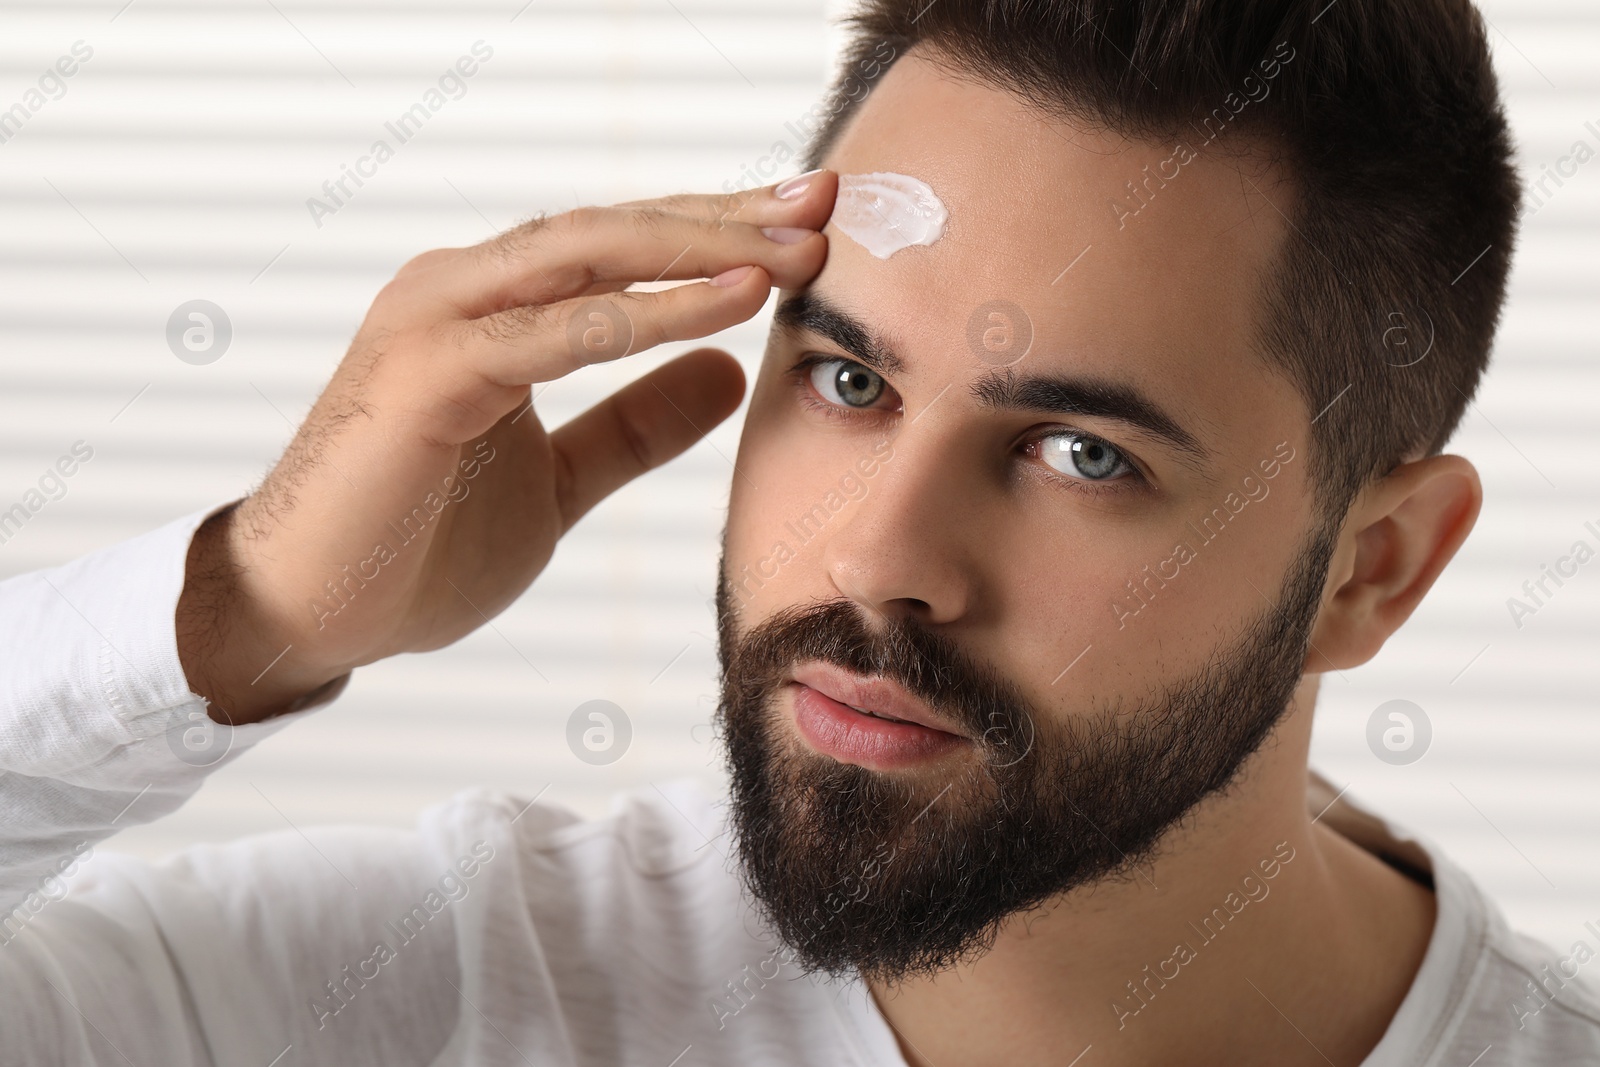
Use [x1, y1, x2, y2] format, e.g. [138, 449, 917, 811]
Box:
[548, 347, 746, 533]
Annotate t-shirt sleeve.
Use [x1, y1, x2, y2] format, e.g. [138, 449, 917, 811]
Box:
[0, 503, 329, 913]
[0, 507, 467, 1066]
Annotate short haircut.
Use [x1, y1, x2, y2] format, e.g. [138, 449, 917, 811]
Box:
[800, 0, 1522, 518]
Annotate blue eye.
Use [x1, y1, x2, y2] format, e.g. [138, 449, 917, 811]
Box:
[809, 359, 886, 409]
[1036, 432, 1130, 481]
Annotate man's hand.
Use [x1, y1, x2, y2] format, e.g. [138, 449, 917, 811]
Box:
[178, 172, 837, 724]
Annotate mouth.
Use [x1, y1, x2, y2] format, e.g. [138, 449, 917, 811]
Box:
[786, 661, 973, 770]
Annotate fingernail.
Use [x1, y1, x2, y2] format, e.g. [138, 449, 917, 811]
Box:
[710, 265, 755, 287]
[760, 226, 812, 245]
[775, 169, 822, 200]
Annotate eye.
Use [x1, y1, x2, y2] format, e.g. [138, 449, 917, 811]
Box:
[808, 359, 887, 409]
[1034, 431, 1132, 482]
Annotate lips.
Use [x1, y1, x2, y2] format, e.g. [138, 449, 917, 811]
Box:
[783, 659, 980, 770]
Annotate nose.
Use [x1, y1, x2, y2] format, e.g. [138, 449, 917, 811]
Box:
[821, 430, 979, 626]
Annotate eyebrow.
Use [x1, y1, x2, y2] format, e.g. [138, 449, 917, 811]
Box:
[772, 291, 1209, 464]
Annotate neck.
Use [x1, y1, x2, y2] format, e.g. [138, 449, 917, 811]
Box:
[867, 679, 1436, 1067]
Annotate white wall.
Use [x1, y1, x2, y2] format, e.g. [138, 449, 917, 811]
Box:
[0, 0, 1595, 949]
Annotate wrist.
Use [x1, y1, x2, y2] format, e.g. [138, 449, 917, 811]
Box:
[176, 502, 345, 725]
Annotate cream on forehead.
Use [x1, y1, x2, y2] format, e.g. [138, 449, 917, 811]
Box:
[830, 172, 949, 259]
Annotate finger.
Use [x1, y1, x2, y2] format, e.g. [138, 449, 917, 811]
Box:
[615, 168, 834, 226]
[547, 346, 746, 533]
[392, 246, 625, 301]
[464, 265, 772, 386]
[415, 173, 837, 317]
[464, 264, 773, 387]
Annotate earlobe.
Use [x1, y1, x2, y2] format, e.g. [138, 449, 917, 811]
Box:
[1304, 454, 1483, 671]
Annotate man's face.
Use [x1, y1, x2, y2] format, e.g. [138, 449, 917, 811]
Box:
[714, 50, 1329, 982]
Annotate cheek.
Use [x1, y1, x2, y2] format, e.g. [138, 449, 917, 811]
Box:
[983, 523, 1158, 700]
[992, 490, 1304, 704]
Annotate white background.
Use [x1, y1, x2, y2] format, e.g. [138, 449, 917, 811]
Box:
[0, 0, 1595, 950]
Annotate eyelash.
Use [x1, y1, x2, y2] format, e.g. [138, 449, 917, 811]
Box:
[789, 354, 897, 423]
[787, 355, 1149, 499]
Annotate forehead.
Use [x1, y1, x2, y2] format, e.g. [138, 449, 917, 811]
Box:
[804, 48, 1304, 467]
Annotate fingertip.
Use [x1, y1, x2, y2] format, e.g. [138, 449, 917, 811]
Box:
[674, 347, 747, 414]
[773, 167, 837, 202]
[704, 264, 773, 304]
[774, 168, 823, 201]
[780, 168, 838, 230]
[709, 264, 757, 288]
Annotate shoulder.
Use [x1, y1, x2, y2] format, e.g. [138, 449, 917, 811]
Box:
[1476, 924, 1600, 1053]
[1326, 800, 1600, 1067]
[1434, 877, 1600, 1064]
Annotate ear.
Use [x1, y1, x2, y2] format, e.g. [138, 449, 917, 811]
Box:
[1305, 454, 1482, 671]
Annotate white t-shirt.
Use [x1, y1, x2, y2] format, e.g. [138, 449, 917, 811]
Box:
[3, 507, 1599, 1066]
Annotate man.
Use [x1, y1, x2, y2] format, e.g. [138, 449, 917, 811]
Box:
[2, 0, 1594, 1064]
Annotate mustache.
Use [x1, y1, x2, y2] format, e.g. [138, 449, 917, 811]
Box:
[715, 587, 1038, 765]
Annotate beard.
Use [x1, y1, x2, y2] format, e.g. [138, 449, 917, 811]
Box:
[712, 519, 1338, 985]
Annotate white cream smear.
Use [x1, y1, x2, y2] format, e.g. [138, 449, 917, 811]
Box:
[831, 172, 948, 259]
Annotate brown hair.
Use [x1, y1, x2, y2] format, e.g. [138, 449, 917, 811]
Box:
[801, 0, 1521, 517]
